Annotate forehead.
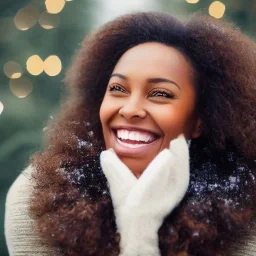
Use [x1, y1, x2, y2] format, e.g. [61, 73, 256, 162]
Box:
[112, 42, 195, 86]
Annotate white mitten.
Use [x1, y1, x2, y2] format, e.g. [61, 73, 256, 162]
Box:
[100, 134, 190, 256]
[119, 134, 190, 256]
[100, 148, 137, 233]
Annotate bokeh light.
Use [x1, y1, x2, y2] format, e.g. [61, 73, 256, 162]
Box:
[26, 55, 44, 75]
[14, 5, 39, 31]
[186, 0, 199, 4]
[209, 1, 226, 19]
[39, 12, 60, 29]
[44, 55, 62, 76]
[0, 101, 4, 115]
[45, 0, 66, 14]
[4, 61, 23, 79]
[9, 76, 33, 98]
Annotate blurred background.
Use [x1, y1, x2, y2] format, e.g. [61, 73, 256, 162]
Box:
[0, 0, 255, 255]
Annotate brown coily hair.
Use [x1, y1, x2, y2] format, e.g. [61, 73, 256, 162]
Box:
[29, 12, 256, 256]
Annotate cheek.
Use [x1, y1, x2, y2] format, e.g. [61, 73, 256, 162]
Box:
[99, 103, 105, 125]
[156, 106, 186, 130]
[155, 106, 193, 144]
[99, 98, 112, 126]
[99, 97, 120, 140]
[99, 100, 111, 148]
[161, 117, 184, 139]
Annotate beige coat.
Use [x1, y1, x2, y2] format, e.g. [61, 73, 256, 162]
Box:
[5, 166, 256, 256]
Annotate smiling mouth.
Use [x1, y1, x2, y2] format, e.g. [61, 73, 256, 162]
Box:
[112, 129, 160, 148]
[117, 137, 158, 148]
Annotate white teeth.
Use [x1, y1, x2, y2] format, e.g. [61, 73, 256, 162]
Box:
[128, 132, 133, 140]
[116, 129, 156, 143]
[117, 138, 149, 148]
[124, 130, 129, 139]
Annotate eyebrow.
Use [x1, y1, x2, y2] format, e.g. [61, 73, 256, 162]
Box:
[110, 73, 181, 90]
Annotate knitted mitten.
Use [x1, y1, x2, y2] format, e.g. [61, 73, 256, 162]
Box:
[100, 134, 190, 256]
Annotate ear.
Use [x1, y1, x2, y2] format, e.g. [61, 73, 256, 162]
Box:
[191, 119, 203, 139]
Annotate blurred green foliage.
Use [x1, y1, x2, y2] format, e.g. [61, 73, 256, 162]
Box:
[159, 0, 256, 38]
[0, 1, 255, 255]
[0, 1, 96, 254]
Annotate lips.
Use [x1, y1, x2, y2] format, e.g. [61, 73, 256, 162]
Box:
[110, 126, 161, 155]
[115, 129, 157, 144]
[111, 125, 161, 138]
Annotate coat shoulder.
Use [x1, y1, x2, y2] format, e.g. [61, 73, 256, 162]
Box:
[4, 165, 60, 256]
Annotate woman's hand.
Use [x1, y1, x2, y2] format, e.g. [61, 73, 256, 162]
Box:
[100, 134, 190, 256]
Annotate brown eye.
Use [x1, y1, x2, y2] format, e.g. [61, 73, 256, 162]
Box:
[149, 90, 175, 99]
[109, 84, 126, 93]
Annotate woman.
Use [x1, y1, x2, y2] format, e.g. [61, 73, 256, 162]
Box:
[5, 11, 256, 256]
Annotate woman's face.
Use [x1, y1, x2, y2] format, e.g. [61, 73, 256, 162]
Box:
[100, 42, 202, 178]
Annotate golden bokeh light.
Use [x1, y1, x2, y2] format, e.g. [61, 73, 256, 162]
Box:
[186, 0, 199, 3]
[26, 55, 44, 75]
[209, 1, 226, 19]
[14, 5, 39, 31]
[44, 55, 62, 76]
[45, 0, 66, 14]
[0, 101, 4, 115]
[39, 12, 60, 29]
[10, 76, 33, 98]
[4, 61, 23, 79]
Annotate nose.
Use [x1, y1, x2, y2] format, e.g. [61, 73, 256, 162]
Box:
[119, 96, 146, 120]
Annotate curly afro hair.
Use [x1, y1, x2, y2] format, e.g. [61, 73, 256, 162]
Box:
[29, 12, 256, 256]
